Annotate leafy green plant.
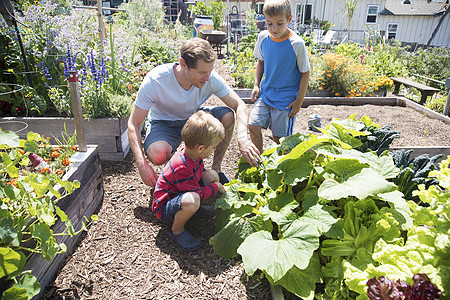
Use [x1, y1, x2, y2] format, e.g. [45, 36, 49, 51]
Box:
[355, 122, 400, 156]
[390, 150, 442, 202]
[0, 130, 97, 299]
[210, 114, 448, 298]
[189, 0, 225, 30]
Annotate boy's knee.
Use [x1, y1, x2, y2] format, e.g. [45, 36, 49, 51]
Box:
[181, 192, 200, 211]
[202, 169, 219, 185]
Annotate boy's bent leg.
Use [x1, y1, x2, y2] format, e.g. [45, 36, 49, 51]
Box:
[201, 169, 220, 185]
[172, 192, 200, 235]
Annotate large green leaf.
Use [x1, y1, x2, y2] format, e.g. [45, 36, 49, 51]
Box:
[378, 191, 413, 230]
[301, 202, 338, 235]
[0, 131, 19, 148]
[259, 192, 299, 224]
[279, 136, 325, 163]
[238, 220, 320, 281]
[215, 183, 258, 210]
[327, 123, 363, 148]
[318, 168, 397, 200]
[209, 215, 272, 259]
[0, 247, 26, 278]
[268, 253, 323, 300]
[325, 158, 368, 181]
[3, 274, 40, 300]
[0, 217, 20, 246]
[277, 151, 314, 185]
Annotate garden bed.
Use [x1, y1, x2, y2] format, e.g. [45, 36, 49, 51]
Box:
[41, 61, 450, 299]
[0, 116, 130, 161]
[25, 146, 103, 299]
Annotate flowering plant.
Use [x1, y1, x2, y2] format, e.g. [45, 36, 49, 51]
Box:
[0, 130, 97, 298]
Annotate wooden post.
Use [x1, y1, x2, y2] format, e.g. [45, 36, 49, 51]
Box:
[97, 0, 105, 45]
[68, 70, 87, 152]
[444, 78, 450, 117]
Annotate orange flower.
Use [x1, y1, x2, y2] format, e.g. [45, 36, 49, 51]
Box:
[19, 149, 25, 155]
[40, 167, 51, 174]
[335, 93, 339, 96]
[45, 158, 50, 162]
[55, 169, 64, 175]
[7, 178, 18, 188]
[62, 159, 70, 166]
[327, 73, 332, 77]
[72, 146, 78, 151]
[51, 151, 60, 158]
[53, 146, 60, 152]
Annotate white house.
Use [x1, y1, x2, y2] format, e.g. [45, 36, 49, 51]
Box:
[216, 0, 449, 47]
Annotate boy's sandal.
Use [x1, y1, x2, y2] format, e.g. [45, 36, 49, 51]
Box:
[168, 229, 201, 252]
[218, 172, 230, 185]
[192, 205, 215, 220]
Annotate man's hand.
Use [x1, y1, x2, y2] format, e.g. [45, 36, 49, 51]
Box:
[286, 99, 302, 118]
[138, 162, 158, 187]
[251, 86, 260, 102]
[238, 137, 261, 168]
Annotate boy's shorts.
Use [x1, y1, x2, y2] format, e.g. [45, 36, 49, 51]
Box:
[159, 178, 205, 224]
[249, 99, 295, 137]
[144, 106, 232, 152]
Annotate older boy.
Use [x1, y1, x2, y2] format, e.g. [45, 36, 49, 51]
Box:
[153, 111, 226, 252]
[250, 0, 310, 153]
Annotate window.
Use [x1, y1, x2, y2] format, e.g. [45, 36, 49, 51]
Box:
[255, 3, 264, 15]
[387, 23, 398, 39]
[296, 3, 313, 24]
[366, 5, 379, 24]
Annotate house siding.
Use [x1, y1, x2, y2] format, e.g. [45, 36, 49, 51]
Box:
[215, 0, 449, 46]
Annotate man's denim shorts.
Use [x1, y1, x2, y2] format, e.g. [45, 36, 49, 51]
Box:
[144, 106, 232, 153]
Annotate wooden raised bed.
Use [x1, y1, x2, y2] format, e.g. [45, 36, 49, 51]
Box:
[0, 116, 129, 161]
[234, 89, 450, 161]
[24, 146, 104, 299]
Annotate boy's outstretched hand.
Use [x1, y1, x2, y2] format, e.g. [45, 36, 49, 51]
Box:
[216, 182, 226, 194]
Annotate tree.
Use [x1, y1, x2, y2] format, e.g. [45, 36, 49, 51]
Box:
[341, 0, 358, 40]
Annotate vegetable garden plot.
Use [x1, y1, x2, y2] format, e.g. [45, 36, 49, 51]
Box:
[210, 115, 448, 299]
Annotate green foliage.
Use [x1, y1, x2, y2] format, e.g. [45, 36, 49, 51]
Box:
[363, 40, 408, 77]
[119, 0, 165, 31]
[189, 0, 225, 30]
[210, 114, 449, 298]
[0, 131, 97, 298]
[107, 94, 134, 119]
[390, 150, 442, 202]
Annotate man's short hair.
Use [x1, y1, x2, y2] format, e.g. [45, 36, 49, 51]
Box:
[180, 38, 217, 69]
[263, 0, 291, 19]
[182, 110, 225, 148]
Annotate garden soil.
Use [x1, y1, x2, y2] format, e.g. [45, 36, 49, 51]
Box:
[42, 59, 450, 300]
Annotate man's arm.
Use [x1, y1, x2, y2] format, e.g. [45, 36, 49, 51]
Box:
[220, 90, 261, 167]
[127, 105, 158, 187]
[287, 70, 310, 118]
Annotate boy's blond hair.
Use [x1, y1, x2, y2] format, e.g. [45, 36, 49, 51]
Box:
[180, 38, 217, 69]
[182, 111, 225, 149]
[263, 0, 291, 19]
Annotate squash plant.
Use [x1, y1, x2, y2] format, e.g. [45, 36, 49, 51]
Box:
[0, 131, 97, 299]
[210, 114, 448, 298]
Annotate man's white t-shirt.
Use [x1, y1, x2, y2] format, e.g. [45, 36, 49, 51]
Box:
[135, 63, 231, 121]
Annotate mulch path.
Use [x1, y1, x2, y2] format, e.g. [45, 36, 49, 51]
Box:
[42, 58, 449, 299]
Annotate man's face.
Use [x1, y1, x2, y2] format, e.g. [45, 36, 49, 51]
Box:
[186, 59, 215, 88]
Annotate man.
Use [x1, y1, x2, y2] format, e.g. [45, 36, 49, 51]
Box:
[128, 38, 260, 188]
